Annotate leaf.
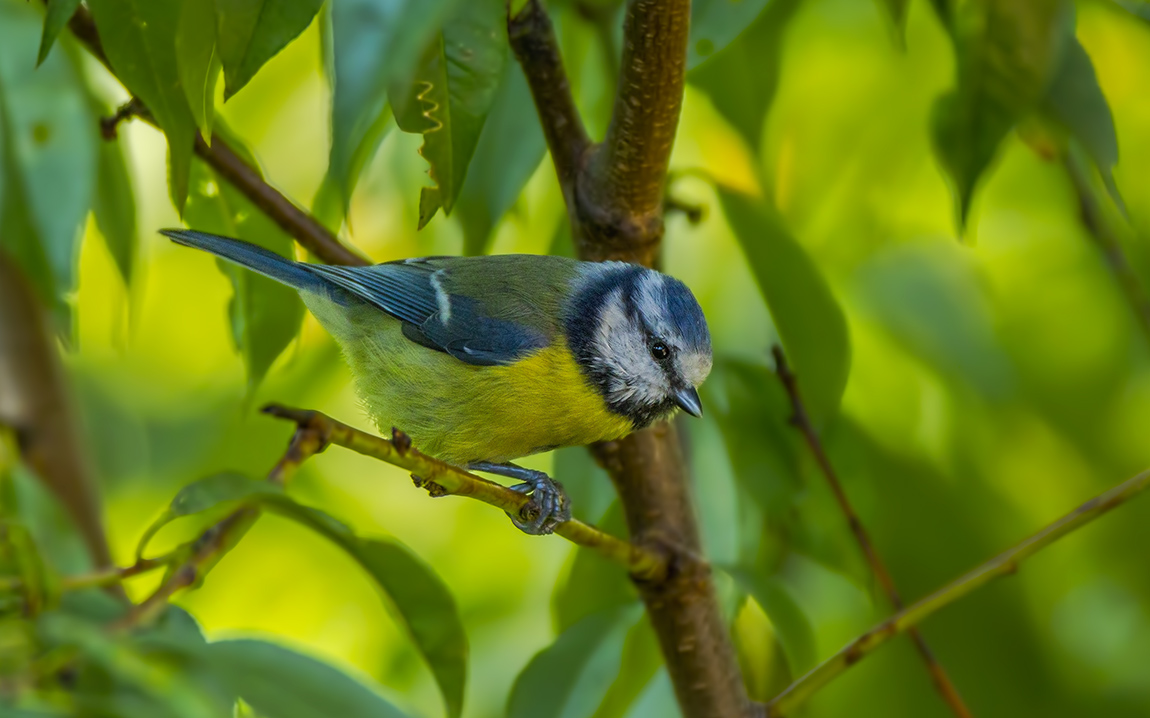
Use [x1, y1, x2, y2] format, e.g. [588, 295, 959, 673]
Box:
[88, 0, 197, 211]
[689, 0, 802, 153]
[177, 0, 221, 139]
[183, 138, 305, 391]
[37, 613, 232, 718]
[259, 509, 468, 718]
[688, 0, 773, 70]
[875, 0, 910, 46]
[136, 472, 284, 560]
[587, 620, 663, 718]
[717, 189, 851, 427]
[207, 639, 409, 718]
[0, 1, 97, 313]
[455, 61, 546, 255]
[702, 359, 802, 522]
[135, 473, 468, 718]
[930, 0, 1073, 226]
[391, 0, 508, 225]
[37, 0, 83, 66]
[1040, 36, 1122, 208]
[215, 0, 325, 100]
[552, 503, 636, 632]
[720, 566, 818, 675]
[329, 0, 461, 215]
[507, 604, 643, 718]
[93, 137, 138, 286]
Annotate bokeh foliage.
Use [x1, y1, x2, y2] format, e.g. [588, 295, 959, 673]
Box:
[4, 0, 1150, 716]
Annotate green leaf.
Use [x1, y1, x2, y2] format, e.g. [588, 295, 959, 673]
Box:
[507, 604, 644, 718]
[587, 621, 664, 718]
[183, 142, 305, 390]
[37, 613, 231, 718]
[720, 566, 818, 675]
[391, 0, 508, 225]
[215, 0, 324, 100]
[1040, 36, 1122, 208]
[134, 473, 468, 718]
[688, 0, 772, 69]
[329, 0, 461, 213]
[717, 189, 851, 427]
[930, 0, 1073, 225]
[37, 0, 83, 66]
[93, 137, 138, 286]
[0, 1, 97, 312]
[455, 61, 546, 255]
[177, 0, 221, 139]
[259, 510, 468, 718]
[701, 359, 802, 522]
[206, 639, 409, 718]
[552, 504, 636, 632]
[88, 0, 197, 211]
[689, 0, 802, 152]
[9, 459, 93, 577]
[135, 472, 284, 559]
[875, 0, 910, 46]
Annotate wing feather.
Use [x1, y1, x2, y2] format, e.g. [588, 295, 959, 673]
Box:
[303, 259, 549, 366]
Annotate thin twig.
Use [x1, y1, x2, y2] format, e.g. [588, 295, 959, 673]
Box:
[59, 556, 169, 592]
[64, 5, 367, 268]
[766, 467, 1150, 716]
[113, 424, 327, 630]
[771, 345, 972, 718]
[1065, 154, 1150, 345]
[262, 404, 667, 581]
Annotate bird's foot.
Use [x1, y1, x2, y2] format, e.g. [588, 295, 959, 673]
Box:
[469, 462, 571, 535]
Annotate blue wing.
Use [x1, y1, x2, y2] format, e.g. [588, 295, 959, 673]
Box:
[304, 259, 549, 367]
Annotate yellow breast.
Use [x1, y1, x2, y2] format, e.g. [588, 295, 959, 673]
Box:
[309, 295, 634, 466]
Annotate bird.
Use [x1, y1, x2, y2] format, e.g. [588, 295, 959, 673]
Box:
[161, 229, 713, 534]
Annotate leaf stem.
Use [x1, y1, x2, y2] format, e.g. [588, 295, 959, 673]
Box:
[765, 467, 1150, 716]
[771, 346, 972, 718]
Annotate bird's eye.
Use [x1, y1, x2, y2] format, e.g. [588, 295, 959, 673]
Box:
[649, 341, 670, 362]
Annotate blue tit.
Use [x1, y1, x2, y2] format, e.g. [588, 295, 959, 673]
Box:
[161, 229, 713, 533]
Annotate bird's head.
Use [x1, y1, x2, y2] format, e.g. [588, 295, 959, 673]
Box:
[566, 264, 713, 429]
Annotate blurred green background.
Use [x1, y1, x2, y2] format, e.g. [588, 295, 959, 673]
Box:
[6, 0, 1150, 715]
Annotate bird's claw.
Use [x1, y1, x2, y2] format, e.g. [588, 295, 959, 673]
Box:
[507, 473, 570, 535]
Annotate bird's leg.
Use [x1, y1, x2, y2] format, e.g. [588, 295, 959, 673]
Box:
[468, 462, 571, 535]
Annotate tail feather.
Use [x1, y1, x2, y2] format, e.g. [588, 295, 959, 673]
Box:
[161, 229, 327, 293]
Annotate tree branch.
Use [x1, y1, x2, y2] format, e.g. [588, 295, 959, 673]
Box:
[0, 251, 113, 571]
[589, 0, 689, 221]
[263, 405, 667, 580]
[771, 346, 971, 717]
[508, 0, 590, 194]
[512, 1, 754, 716]
[767, 467, 1150, 715]
[66, 6, 367, 268]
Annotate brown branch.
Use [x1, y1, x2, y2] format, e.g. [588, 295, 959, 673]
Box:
[263, 405, 667, 580]
[508, 0, 591, 192]
[512, 1, 753, 716]
[589, 0, 689, 221]
[771, 346, 972, 718]
[766, 467, 1150, 716]
[1065, 154, 1150, 345]
[0, 251, 113, 572]
[66, 5, 367, 268]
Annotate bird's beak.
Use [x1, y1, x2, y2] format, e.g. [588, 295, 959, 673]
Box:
[674, 387, 703, 418]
